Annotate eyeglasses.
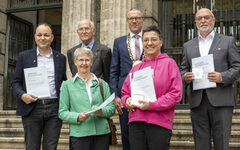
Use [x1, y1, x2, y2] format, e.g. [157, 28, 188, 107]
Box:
[195, 15, 213, 21]
[143, 38, 159, 44]
[127, 17, 143, 22]
[36, 33, 52, 38]
[77, 27, 91, 32]
[76, 58, 91, 63]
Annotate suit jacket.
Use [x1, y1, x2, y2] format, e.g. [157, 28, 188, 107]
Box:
[180, 33, 240, 109]
[110, 35, 165, 98]
[67, 42, 112, 83]
[11, 48, 67, 116]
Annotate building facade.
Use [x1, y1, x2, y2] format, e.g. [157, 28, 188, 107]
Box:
[0, 0, 239, 110]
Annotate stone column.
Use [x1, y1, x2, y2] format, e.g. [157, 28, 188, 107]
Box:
[61, 0, 96, 78]
[100, 0, 158, 49]
[0, 0, 7, 110]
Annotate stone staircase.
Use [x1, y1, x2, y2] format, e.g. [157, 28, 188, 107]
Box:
[0, 109, 239, 150]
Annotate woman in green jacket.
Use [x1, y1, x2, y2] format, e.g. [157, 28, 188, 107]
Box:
[59, 47, 115, 150]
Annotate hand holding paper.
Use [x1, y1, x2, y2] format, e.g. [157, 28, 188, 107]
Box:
[192, 54, 216, 90]
[85, 93, 115, 115]
[136, 100, 149, 110]
[21, 93, 38, 104]
[78, 112, 90, 122]
[24, 66, 51, 98]
[92, 105, 102, 116]
[130, 67, 156, 106]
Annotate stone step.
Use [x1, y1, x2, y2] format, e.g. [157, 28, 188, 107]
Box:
[0, 149, 24, 150]
[1, 110, 240, 149]
[0, 137, 239, 150]
[169, 141, 240, 150]
[173, 109, 240, 119]
[172, 118, 240, 131]
[1, 109, 240, 119]
[171, 130, 240, 143]
[0, 127, 121, 141]
[5, 118, 240, 131]
[1, 127, 240, 144]
[0, 111, 20, 118]
[0, 137, 122, 150]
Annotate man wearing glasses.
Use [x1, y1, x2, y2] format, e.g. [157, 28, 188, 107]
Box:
[110, 9, 164, 150]
[180, 8, 240, 150]
[67, 19, 111, 83]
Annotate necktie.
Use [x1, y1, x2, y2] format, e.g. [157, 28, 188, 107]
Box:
[134, 35, 140, 60]
[85, 46, 90, 49]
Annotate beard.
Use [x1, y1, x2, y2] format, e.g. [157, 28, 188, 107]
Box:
[197, 23, 215, 35]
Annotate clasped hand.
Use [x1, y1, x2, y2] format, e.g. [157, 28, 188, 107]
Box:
[126, 97, 149, 111]
[77, 105, 102, 122]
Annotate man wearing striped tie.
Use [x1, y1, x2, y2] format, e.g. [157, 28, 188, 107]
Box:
[109, 9, 164, 150]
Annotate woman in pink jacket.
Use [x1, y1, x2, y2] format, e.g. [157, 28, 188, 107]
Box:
[121, 25, 182, 150]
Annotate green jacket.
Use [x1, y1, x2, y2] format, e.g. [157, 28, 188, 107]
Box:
[59, 77, 115, 137]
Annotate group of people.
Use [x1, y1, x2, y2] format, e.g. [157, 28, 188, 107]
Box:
[11, 7, 240, 150]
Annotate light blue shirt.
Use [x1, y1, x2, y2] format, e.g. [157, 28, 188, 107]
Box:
[37, 47, 57, 99]
[81, 40, 95, 50]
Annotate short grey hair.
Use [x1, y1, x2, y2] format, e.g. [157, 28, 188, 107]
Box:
[74, 47, 93, 60]
[78, 19, 95, 29]
[90, 21, 95, 29]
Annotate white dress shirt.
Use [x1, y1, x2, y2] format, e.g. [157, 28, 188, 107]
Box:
[198, 30, 215, 56]
[73, 73, 98, 103]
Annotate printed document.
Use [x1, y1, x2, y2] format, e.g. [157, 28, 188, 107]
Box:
[24, 66, 50, 98]
[85, 93, 115, 115]
[130, 67, 156, 106]
[192, 54, 216, 90]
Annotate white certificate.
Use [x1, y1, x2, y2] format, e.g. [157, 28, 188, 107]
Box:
[192, 54, 216, 90]
[85, 93, 115, 115]
[24, 66, 50, 98]
[130, 67, 156, 106]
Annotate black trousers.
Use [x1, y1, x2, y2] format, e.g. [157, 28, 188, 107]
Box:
[191, 91, 233, 150]
[129, 121, 172, 150]
[119, 108, 130, 150]
[70, 134, 109, 150]
[22, 99, 62, 150]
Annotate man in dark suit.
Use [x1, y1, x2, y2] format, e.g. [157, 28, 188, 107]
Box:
[180, 8, 240, 150]
[11, 23, 67, 150]
[67, 19, 111, 83]
[110, 9, 164, 150]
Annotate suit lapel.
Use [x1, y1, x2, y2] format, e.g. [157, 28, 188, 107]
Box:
[123, 35, 133, 61]
[191, 38, 201, 58]
[52, 50, 58, 88]
[32, 48, 38, 67]
[91, 42, 99, 64]
[208, 33, 221, 54]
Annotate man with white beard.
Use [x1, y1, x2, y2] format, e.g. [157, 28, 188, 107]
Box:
[180, 8, 240, 150]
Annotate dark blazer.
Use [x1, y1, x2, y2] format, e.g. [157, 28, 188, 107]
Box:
[67, 41, 112, 83]
[180, 33, 240, 109]
[109, 35, 165, 98]
[11, 48, 67, 116]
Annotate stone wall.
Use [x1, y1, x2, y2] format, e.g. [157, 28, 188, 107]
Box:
[61, 0, 159, 78]
[0, 0, 8, 110]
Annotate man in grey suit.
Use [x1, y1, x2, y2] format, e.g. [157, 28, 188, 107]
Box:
[67, 19, 111, 83]
[180, 8, 240, 150]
